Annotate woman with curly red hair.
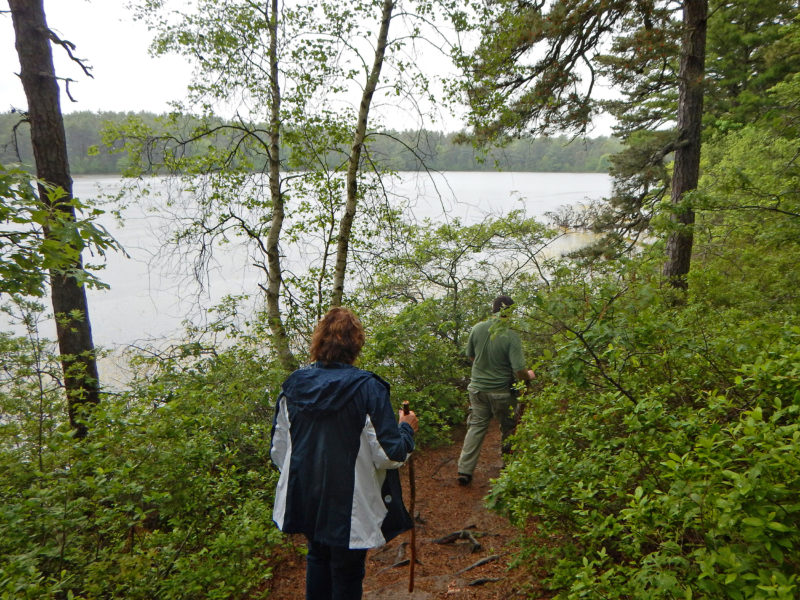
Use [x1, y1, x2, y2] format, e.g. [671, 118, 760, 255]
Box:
[271, 307, 418, 600]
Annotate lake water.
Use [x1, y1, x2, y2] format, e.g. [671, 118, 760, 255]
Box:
[11, 171, 611, 382]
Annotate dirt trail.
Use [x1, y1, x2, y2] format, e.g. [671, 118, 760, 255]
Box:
[264, 426, 543, 599]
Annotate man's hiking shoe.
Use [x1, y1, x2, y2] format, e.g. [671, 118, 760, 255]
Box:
[457, 473, 472, 486]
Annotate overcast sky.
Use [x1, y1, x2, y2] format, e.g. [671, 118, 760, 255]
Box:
[1, 0, 471, 131]
[1, 1, 615, 135]
[1, 0, 192, 115]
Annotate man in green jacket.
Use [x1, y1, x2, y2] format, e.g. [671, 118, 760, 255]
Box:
[457, 295, 534, 486]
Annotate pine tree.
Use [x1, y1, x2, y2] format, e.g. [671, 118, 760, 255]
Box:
[454, 0, 800, 286]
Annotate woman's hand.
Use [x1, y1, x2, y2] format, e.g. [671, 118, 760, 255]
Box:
[399, 410, 419, 433]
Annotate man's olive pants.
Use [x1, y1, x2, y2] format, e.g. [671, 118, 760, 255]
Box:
[457, 389, 518, 476]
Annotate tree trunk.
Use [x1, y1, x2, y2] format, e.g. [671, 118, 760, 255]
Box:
[264, 0, 297, 371]
[662, 0, 708, 289]
[10, 0, 100, 438]
[330, 0, 395, 307]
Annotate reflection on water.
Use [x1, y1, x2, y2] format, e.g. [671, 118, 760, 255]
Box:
[7, 171, 611, 384]
[545, 231, 599, 257]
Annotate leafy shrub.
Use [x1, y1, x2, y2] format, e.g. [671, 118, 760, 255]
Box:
[490, 257, 800, 599]
[1, 339, 286, 600]
[361, 299, 471, 446]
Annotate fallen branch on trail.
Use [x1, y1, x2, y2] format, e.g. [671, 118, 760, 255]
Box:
[456, 554, 500, 575]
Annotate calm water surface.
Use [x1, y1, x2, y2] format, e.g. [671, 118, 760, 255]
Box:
[25, 171, 611, 382]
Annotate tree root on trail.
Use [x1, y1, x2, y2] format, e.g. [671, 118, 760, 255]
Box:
[456, 554, 500, 575]
[467, 577, 501, 586]
[432, 456, 454, 477]
[375, 557, 422, 576]
[432, 526, 478, 544]
[465, 532, 482, 552]
[433, 527, 483, 552]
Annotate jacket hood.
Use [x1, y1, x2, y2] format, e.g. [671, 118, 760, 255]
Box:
[281, 362, 385, 415]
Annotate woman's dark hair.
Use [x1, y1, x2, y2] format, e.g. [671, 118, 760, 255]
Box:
[309, 307, 366, 365]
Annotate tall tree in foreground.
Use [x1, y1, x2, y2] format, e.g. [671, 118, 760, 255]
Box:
[661, 0, 707, 288]
[124, 0, 342, 371]
[8, 0, 101, 438]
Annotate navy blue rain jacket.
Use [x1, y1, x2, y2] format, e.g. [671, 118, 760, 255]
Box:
[271, 361, 414, 549]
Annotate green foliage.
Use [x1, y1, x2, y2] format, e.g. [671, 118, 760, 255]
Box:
[0, 163, 120, 298]
[691, 75, 800, 313]
[453, 0, 677, 140]
[486, 165, 800, 597]
[361, 299, 471, 446]
[704, 0, 800, 132]
[474, 19, 800, 592]
[355, 211, 556, 444]
[0, 325, 286, 600]
[490, 260, 800, 597]
[0, 298, 66, 471]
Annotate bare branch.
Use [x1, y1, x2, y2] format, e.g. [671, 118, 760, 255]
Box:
[59, 77, 78, 102]
[9, 110, 30, 161]
[47, 29, 94, 78]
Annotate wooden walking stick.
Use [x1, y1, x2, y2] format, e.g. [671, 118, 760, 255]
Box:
[402, 401, 416, 593]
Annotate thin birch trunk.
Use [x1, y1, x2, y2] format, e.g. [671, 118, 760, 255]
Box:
[330, 0, 395, 307]
[265, 0, 297, 370]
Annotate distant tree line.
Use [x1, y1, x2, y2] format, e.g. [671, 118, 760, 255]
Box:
[0, 111, 620, 175]
[368, 129, 620, 172]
